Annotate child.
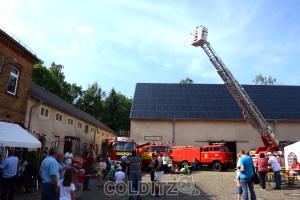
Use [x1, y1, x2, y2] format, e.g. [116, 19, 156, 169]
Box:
[115, 166, 126, 185]
[58, 169, 76, 200]
[173, 164, 180, 174]
[235, 154, 242, 200]
[76, 169, 90, 199]
[95, 159, 107, 186]
[235, 172, 242, 200]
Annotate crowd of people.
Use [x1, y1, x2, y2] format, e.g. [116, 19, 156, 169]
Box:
[235, 150, 300, 200]
[1, 145, 299, 200]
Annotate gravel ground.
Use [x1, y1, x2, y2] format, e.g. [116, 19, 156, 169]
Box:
[14, 170, 300, 200]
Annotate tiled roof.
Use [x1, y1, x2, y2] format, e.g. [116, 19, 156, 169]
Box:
[130, 83, 300, 120]
[30, 82, 117, 134]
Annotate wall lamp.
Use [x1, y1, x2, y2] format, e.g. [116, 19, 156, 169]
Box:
[0, 53, 18, 74]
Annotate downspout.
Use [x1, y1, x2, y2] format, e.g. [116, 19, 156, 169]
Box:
[26, 96, 42, 189]
[27, 97, 42, 131]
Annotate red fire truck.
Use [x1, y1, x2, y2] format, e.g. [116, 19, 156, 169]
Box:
[136, 142, 171, 169]
[171, 143, 233, 171]
[101, 137, 136, 163]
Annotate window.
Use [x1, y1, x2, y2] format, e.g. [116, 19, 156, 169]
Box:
[102, 132, 104, 136]
[56, 113, 63, 122]
[85, 125, 88, 133]
[7, 67, 19, 95]
[213, 147, 220, 151]
[53, 136, 59, 147]
[40, 107, 49, 117]
[78, 122, 82, 129]
[45, 109, 49, 117]
[202, 147, 209, 152]
[67, 118, 73, 125]
[91, 127, 95, 133]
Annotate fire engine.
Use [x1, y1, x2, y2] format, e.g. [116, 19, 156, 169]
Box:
[101, 137, 136, 163]
[191, 26, 280, 155]
[136, 142, 171, 169]
[171, 143, 233, 171]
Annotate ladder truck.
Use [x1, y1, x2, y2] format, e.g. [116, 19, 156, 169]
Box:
[190, 26, 279, 154]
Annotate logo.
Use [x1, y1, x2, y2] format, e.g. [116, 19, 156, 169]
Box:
[103, 175, 201, 196]
[176, 175, 200, 195]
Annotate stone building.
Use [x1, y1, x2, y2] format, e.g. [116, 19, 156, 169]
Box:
[0, 27, 39, 124]
[25, 83, 117, 155]
[130, 83, 300, 161]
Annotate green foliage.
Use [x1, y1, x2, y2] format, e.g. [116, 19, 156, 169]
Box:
[253, 74, 276, 85]
[32, 62, 132, 133]
[180, 77, 194, 84]
[32, 64, 60, 93]
[76, 82, 105, 120]
[32, 63, 83, 104]
[104, 88, 121, 132]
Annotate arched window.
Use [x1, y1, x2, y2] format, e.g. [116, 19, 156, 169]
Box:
[7, 67, 19, 95]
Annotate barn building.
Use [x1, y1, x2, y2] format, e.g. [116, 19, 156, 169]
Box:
[130, 83, 300, 161]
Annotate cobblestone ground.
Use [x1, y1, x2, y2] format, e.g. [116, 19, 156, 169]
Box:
[15, 171, 300, 200]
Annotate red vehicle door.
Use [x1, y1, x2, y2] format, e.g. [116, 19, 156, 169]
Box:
[200, 146, 210, 163]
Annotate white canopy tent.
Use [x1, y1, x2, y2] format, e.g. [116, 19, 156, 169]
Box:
[0, 121, 41, 148]
[284, 141, 300, 170]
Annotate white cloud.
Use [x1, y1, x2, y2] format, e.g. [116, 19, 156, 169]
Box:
[76, 26, 93, 34]
[1, 0, 299, 96]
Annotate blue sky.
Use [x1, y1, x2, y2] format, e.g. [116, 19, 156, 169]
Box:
[1, 0, 299, 98]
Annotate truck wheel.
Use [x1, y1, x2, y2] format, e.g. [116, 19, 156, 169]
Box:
[213, 161, 222, 172]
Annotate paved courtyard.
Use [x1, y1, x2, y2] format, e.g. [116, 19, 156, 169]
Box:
[15, 170, 300, 200]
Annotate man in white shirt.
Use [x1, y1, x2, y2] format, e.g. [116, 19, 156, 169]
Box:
[267, 152, 281, 189]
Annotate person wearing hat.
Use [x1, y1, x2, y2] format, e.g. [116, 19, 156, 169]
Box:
[267, 152, 282, 190]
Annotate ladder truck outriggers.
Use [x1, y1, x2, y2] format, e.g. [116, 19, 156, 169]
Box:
[190, 25, 280, 155]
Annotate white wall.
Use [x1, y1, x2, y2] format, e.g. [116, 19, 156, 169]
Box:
[131, 119, 300, 152]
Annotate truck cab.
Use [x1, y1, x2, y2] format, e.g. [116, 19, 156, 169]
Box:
[136, 142, 171, 169]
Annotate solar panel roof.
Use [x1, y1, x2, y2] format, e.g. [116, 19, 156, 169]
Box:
[130, 83, 300, 120]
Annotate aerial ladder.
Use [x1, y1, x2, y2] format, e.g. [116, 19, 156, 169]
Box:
[190, 26, 279, 154]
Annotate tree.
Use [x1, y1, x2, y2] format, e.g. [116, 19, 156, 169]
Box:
[32, 64, 61, 94]
[32, 62, 83, 104]
[116, 94, 132, 132]
[76, 82, 105, 120]
[253, 74, 276, 85]
[103, 88, 121, 132]
[180, 77, 194, 84]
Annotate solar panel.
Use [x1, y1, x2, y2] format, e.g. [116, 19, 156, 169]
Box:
[130, 83, 300, 120]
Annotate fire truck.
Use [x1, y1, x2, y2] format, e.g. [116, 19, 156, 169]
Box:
[101, 137, 136, 163]
[190, 26, 280, 155]
[136, 142, 171, 169]
[171, 143, 233, 171]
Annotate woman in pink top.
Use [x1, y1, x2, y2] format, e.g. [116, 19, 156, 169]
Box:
[256, 153, 268, 190]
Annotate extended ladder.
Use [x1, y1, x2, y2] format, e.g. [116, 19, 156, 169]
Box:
[191, 26, 279, 152]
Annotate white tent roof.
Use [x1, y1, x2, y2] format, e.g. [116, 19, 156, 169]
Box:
[0, 122, 41, 148]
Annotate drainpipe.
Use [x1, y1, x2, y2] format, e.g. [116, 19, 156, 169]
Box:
[27, 97, 42, 131]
